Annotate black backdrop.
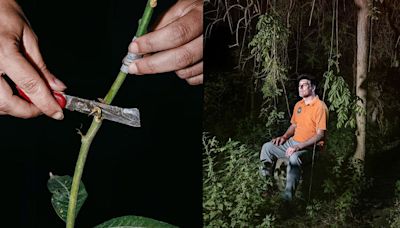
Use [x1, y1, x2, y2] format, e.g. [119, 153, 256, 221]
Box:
[0, 0, 203, 227]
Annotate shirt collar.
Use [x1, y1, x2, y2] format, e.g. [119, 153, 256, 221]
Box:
[300, 95, 319, 106]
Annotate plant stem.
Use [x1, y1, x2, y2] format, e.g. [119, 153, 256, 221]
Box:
[103, 71, 128, 104]
[136, 0, 156, 37]
[66, 120, 102, 228]
[66, 1, 157, 227]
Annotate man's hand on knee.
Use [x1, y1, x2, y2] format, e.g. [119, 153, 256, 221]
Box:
[285, 145, 300, 157]
[271, 136, 287, 146]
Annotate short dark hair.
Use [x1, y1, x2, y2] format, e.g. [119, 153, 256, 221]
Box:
[297, 74, 317, 88]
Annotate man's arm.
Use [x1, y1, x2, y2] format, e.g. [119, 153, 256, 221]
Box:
[285, 129, 325, 157]
[272, 123, 296, 146]
[0, 0, 66, 119]
[298, 129, 325, 149]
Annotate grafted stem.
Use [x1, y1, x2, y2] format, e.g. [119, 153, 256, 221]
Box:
[66, 1, 157, 227]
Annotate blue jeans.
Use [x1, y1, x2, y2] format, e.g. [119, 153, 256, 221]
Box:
[260, 138, 313, 197]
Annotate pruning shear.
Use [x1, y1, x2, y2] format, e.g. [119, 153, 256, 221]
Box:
[17, 87, 140, 127]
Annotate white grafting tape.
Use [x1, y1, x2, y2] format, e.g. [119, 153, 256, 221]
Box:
[120, 37, 142, 74]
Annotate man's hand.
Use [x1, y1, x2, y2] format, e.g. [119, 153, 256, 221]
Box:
[285, 145, 301, 157]
[0, 0, 66, 119]
[128, 0, 203, 85]
[271, 136, 287, 146]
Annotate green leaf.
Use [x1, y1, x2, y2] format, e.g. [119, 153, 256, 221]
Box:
[47, 173, 87, 222]
[94, 215, 178, 228]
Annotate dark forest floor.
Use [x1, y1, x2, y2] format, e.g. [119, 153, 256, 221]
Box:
[360, 146, 400, 227]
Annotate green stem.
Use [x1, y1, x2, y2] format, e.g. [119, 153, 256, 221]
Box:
[66, 120, 102, 228]
[66, 1, 156, 227]
[104, 71, 128, 104]
[136, 0, 155, 37]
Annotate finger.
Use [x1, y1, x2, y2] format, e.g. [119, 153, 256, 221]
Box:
[22, 29, 67, 91]
[129, 35, 203, 75]
[0, 76, 40, 118]
[176, 61, 203, 79]
[0, 45, 64, 120]
[129, 6, 202, 54]
[185, 74, 202, 85]
[151, 0, 203, 31]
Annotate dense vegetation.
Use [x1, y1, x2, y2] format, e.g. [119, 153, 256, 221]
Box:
[204, 0, 400, 226]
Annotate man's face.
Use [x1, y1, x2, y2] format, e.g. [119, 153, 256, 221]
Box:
[298, 79, 314, 98]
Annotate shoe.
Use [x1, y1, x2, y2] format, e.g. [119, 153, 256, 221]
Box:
[282, 191, 293, 202]
[259, 166, 271, 178]
[261, 190, 269, 198]
[261, 187, 274, 198]
[259, 164, 272, 177]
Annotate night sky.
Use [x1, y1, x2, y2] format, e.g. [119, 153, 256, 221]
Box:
[0, 0, 203, 227]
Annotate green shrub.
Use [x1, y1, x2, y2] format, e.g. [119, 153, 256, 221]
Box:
[203, 134, 275, 227]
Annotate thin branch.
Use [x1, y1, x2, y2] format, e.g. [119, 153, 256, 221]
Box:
[329, 0, 336, 65]
[295, 11, 301, 74]
[66, 1, 156, 227]
[368, 11, 373, 72]
[336, 0, 339, 64]
[280, 78, 291, 118]
[238, 6, 250, 68]
[309, 0, 316, 26]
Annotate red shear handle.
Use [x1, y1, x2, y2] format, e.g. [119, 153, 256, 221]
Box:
[16, 86, 67, 109]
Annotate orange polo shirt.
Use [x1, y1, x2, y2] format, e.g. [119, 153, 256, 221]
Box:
[290, 96, 328, 144]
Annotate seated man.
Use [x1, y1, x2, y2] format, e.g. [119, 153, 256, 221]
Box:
[259, 74, 328, 201]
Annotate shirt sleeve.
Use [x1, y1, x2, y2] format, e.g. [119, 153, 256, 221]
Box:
[314, 102, 328, 130]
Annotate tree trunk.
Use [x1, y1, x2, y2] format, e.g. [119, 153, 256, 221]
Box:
[353, 0, 369, 161]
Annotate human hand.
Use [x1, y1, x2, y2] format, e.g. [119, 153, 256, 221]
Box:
[0, 0, 66, 119]
[285, 145, 301, 157]
[128, 0, 203, 85]
[271, 136, 287, 146]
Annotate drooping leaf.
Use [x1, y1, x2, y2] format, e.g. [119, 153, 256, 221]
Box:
[47, 173, 88, 222]
[94, 215, 178, 228]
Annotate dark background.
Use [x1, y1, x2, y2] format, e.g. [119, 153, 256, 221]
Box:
[1, 0, 203, 227]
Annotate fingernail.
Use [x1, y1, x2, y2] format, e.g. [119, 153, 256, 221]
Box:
[52, 111, 64, 120]
[128, 62, 138, 75]
[53, 78, 67, 90]
[129, 42, 139, 53]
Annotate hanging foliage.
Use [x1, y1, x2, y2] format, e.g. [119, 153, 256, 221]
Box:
[248, 12, 291, 129]
[249, 13, 289, 100]
[323, 58, 360, 129]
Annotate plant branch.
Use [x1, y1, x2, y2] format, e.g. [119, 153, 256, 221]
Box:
[66, 1, 157, 228]
[308, 0, 316, 26]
